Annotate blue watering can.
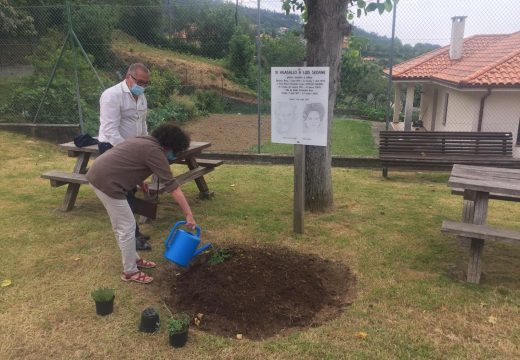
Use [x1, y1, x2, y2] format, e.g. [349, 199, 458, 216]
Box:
[164, 221, 212, 267]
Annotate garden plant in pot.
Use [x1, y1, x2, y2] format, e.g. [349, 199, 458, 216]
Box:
[166, 312, 190, 348]
[91, 287, 115, 316]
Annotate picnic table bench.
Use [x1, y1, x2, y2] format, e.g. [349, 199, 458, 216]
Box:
[41, 141, 223, 212]
[441, 164, 520, 284]
[379, 131, 519, 177]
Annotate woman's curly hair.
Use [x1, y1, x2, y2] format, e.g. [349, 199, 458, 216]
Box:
[151, 122, 190, 154]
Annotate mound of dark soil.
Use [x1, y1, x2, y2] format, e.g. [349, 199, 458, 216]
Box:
[158, 245, 356, 340]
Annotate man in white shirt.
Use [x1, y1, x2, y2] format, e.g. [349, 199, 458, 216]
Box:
[97, 63, 152, 251]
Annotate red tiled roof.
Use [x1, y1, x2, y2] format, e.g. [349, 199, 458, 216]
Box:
[388, 31, 520, 87]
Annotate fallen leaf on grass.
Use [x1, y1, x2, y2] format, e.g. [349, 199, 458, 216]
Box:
[488, 316, 497, 324]
[1, 279, 12, 287]
[73, 257, 80, 261]
[355, 332, 368, 339]
[236, 333, 243, 340]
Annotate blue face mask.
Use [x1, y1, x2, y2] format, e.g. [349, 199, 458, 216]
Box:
[166, 150, 176, 161]
[130, 84, 145, 96]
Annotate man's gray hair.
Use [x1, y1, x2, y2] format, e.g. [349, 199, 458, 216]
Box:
[127, 63, 150, 76]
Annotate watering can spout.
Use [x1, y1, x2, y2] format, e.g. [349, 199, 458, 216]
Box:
[194, 243, 212, 256]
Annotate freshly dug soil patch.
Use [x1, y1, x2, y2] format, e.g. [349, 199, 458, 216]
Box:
[158, 245, 356, 340]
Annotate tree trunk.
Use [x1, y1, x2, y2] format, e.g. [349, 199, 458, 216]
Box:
[303, 0, 349, 212]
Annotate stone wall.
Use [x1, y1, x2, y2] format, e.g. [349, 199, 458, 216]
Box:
[0, 123, 80, 144]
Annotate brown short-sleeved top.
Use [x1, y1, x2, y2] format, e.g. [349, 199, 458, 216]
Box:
[86, 136, 179, 199]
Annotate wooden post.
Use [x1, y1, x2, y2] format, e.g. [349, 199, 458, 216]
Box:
[404, 83, 414, 131]
[61, 152, 90, 211]
[293, 144, 305, 234]
[467, 191, 488, 284]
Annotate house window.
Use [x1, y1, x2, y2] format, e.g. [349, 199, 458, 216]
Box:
[442, 93, 449, 125]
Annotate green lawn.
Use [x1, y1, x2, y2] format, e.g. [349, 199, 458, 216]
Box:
[250, 118, 378, 156]
[1, 130, 520, 359]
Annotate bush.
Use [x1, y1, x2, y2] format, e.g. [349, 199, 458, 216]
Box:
[145, 67, 181, 108]
[194, 90, 225, 114]
[147, 96, 199, 130]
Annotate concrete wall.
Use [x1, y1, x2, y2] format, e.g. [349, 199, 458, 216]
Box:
[0, 123, 80, 144]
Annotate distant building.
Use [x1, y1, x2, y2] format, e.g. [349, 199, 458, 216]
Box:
[386, 17, 520, 155]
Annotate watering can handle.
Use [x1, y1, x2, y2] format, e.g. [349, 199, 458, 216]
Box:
[164, 221, 201, 248]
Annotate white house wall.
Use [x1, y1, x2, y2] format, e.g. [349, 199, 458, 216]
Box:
[481, 92, 520, 157]
[439, 89, 480, 131]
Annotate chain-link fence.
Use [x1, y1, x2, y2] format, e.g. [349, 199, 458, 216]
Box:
[1, 1, 519, 153]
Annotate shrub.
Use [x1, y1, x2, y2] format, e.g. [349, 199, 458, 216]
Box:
[145, 67, 181, 108]
[147, 96, 199, 130]
[194, 90, 225, 114]
[166, 313, 190, 335]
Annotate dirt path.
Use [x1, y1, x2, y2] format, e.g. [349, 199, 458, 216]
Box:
[182, 114, 272, 152]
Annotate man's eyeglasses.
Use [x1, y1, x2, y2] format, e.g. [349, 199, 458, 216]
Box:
[130, 74, 150, 87]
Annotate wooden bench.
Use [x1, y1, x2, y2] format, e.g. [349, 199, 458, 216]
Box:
[41, 140, 222, 211]
[442, 220, 520, 283]
[441, 220, 520, 246]
[41, 171, 88, 187]
[41, 164, 222, 191]
[379, 131, 519, 177]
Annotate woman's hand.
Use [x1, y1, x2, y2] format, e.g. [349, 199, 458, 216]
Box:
[185, 214, 196, 230]
[140, 182, 149, 194]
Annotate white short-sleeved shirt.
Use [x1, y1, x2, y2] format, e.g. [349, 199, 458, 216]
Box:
[98, 80, 148, 146]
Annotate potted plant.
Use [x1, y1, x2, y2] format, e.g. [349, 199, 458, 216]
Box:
[91, 287, 115, 316]
[166, 312, 190, 348]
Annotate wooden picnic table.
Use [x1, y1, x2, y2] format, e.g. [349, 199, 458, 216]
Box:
[41, 140, 222, 212]
[441, 164, 520, 283]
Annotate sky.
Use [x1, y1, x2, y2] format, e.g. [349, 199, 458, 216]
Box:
[239, 0, 520, 46]
[351, 0, 520, 46]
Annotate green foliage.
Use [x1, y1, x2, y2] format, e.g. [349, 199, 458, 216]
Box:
[261, 32, 305, 68]
[208, 248, 232, 266]
[91, 287, 114, 302]
[194, 90, 226, 114]
[145, 67, 181, 108]
[0, 0, 36, 38]
[227, 26, 255, 79]
[147, 97, 199, 130]
[118, 0, 163, 45]
[166, 313, 190, 335]
[1, 30, 108, 133]
[192, 4, 236, 59]
[71, 5, 115, 67]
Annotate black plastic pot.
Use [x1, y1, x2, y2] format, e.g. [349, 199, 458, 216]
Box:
[139, 308, 160, 333]
[168, 330, 189, 348]
[94, 296, 114, 316]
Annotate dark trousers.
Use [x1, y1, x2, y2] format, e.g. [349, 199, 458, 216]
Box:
[98, 142, 142, 237]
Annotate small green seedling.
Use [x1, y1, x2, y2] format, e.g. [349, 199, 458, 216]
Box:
[90, 287, 115, 302]
[166, 312, 190, 335]
[208, 248, 232, 266]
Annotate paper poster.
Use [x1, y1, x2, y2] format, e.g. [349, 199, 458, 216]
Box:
[271, 67, 329, 146]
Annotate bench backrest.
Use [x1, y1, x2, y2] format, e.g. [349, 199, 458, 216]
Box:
[379, 131, 513, 157]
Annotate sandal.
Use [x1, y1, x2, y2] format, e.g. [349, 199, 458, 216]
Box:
[121, 271, 153, 284]
[136, 259, 156, 269]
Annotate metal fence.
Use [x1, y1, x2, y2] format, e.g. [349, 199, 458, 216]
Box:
[1, 1, 518, 152]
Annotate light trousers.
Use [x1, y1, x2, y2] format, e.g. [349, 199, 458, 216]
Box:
[91, 185, 140, 274]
